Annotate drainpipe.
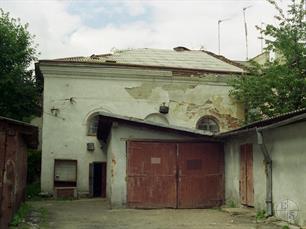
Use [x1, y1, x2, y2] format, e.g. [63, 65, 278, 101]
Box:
[256, 128, 273, 217]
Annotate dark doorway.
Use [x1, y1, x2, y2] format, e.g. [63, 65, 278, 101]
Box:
[89, 162, 106, 198]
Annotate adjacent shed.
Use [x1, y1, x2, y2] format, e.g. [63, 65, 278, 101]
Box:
[221, 108, 306, 227]
[96, 112, 225, 208]
[0, 116, 38, 229]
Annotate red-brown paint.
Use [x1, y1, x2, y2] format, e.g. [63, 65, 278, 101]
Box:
[127, 142, 177, 208]
[240, 144, 254, 206]
[0, 119, 37, 229]
[178, 142, 224, 208]
[127, 141, 224, 209]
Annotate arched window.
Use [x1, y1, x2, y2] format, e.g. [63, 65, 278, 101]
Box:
[87, 115, 99, 136]
[196, 116, 220, 133]
[145, 113, 169, 125]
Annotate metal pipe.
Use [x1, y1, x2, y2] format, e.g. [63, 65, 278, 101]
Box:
[218, 18, 231, 55]
[243, 6, 252, 60]
[218, 20, 221, 55]
[256, 128, 273, 216]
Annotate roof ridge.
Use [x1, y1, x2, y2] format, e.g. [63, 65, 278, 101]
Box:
[44, 47, 246, 73]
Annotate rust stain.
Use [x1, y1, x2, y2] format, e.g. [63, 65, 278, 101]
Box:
[111, 156, 116, 178]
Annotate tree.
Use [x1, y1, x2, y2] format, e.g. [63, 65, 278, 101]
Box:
[230, 0, 306, 122]
[0, 9, 40, 121]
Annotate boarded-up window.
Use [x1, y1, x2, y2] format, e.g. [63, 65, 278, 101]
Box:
[54, 160, 77, 187]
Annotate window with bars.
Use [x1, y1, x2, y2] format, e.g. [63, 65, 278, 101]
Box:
[87, 115, 99, 136]
[196, 116, 220, 133]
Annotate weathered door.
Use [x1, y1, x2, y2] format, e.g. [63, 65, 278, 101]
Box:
[127, 142, 177, 208]
[127, 141, 224, 208]
[178, 143, 224, 208]
[0, 131, 6, 229]
[240, 144, 254, 206]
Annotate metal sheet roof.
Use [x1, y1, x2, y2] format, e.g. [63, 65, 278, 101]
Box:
[53, 48, 245, 73]
[98, 112, 214, 137]
[220, 107, 306, 136]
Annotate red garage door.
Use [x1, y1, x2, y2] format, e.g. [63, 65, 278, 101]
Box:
[127, 141, 224, 208]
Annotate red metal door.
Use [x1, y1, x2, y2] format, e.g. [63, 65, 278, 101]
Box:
[127, 142, 177, 208]
[240, 144, 254, 206]
[177, 143, 224, 208]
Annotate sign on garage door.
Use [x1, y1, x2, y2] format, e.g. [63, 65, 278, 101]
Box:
[127, 141, 224, 208]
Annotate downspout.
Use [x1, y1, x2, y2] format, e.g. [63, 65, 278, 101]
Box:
[256, 128, 273, 216]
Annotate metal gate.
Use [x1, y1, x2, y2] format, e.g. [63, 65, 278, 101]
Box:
[127, 141, 224, 208]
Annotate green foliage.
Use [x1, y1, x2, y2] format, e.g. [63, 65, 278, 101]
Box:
[27, 150, 41, 184]
[256, 209, 266, 220]
[10, 204, 47, 228]
[230, 0, 306, 122]
[10, 203, 32, 226]
[227, 200, 237, 208]
[26, 150, 42, 200]
[0, 8, 40, 121]
[26, 182, 41, 200]
[282, 225, 289, 229]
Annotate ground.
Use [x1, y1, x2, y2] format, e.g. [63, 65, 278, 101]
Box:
[14, 199, 287, 229]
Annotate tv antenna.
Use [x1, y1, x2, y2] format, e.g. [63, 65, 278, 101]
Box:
[218, 18, 231, 55]
[243, 5, 252, 60]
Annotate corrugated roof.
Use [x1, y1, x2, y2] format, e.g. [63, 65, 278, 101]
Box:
[98, 111, 214, 137]
[0, 116, 38, 128]
[53, 48, 245, 73]
[220, 107, 306, 136]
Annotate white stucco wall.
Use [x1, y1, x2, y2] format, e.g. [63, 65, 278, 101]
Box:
[40, 63, 243, 196]
[224, 121, 306, 227]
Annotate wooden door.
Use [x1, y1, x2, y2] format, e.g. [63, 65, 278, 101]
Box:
[127, 142, 177, 208]
[240, 144, 254, 206]
[177, 143, 224, 208]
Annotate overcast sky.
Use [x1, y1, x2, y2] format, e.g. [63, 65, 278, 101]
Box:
[1, 0, 290, 61]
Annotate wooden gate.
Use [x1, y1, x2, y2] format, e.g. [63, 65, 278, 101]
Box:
[127, 142, 177, 208]
[178, 143, 224, 208]
[240, 144, 254, 206]
[127, 141, 224, 208]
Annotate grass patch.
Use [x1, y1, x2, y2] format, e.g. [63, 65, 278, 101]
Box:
[10, 204, 48, 229]
[282, 226, 289, 229]
[256, 209, 266, 221]
[227, 200, 236, 208]
[26, 182, 41, 200]
[10, 203, 32, 227]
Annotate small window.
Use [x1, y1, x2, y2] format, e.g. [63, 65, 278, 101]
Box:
[87, 115, 99, 136]
[54, 159, 77, 187]
[196, 116, 220, 133]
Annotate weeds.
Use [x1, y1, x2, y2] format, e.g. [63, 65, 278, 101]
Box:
[256, 209, 266, 221]
[227, 200, 236, 208]
[26, 182, 41, 200]
[10, 203, 32, 226]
